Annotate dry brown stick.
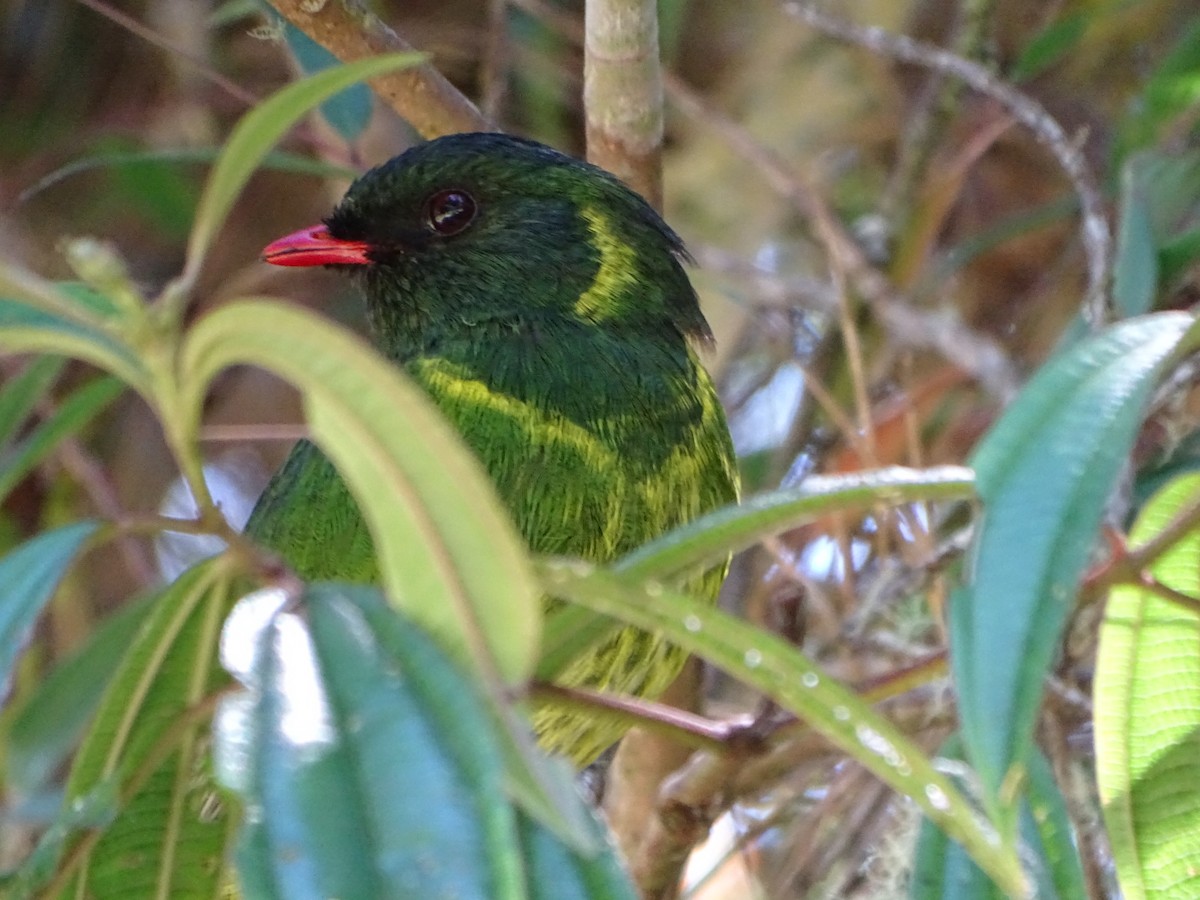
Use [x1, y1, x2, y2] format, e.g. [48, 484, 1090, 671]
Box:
[267, 0, 492, 138]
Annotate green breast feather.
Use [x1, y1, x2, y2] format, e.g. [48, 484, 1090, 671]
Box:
[252, 132, 739, 765]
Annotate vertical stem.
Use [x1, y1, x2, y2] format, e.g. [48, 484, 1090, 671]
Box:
[584, 0, 664, 206]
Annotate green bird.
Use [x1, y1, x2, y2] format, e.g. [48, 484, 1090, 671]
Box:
[251, 132, 738, 766]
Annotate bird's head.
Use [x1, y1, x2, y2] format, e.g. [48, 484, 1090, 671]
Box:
[262, 133, 711, 358]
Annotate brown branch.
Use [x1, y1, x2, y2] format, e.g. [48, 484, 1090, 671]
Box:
[267, 0, 492, 137]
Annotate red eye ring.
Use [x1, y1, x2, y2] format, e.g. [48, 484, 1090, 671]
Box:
[424, 189, 477, 236]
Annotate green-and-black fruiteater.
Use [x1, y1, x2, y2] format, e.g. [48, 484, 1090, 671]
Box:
[252, 132, 738, 766]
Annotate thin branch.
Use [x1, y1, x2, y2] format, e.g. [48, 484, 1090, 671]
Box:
[52, 434, 157, 588]
[783, 1, 1112, 328]
[267, 0, 492, 137]
[74, 0, 259, 107]
[664, 72, 1020, 400]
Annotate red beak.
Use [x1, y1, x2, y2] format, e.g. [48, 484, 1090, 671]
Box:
[261, 225, 373, 267]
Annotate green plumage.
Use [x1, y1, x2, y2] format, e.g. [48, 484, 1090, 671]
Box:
[250, 133, 738, 765]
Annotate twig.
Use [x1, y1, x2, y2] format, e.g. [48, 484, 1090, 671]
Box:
[53, 435, 157, 588]
[267, 0, 492, 137]
[74, 0, 259, 107]
[783, 1, 1112, 328]
[480, 0, 512, 120]
[664, 72, 1020, 400]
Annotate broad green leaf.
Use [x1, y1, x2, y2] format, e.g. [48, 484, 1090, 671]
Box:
[515, 809, 637, 900]
[539, 465, 975, 681]
[0, 298, 146, 393]
[0, 356, 64, 446]
[1096, 473, 1200, 900]
[540, 562, 1029, 898]
[180, 299, 540, 685]
[181, 53, 423, 287]
[953, 312, 1200, 823]
[6, 593, 155, 795]
[0, 377, 124, 504]
[220, 584, 523, 899]
[56, 559, 237, 899]
[910, 738, 1086, 900]
[219, 584, 632, 899]
[0, 522, 98, 699]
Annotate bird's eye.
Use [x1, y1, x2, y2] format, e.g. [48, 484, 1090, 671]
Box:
[424, 189, 477, 237]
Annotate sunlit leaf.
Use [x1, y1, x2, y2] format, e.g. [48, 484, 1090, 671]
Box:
[1096, 473, 1200, 899]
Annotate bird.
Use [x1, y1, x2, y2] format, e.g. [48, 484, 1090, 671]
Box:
[250, 132, 739, 766]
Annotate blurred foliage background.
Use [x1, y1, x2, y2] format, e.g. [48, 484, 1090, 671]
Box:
[3, 0, 1200, 897]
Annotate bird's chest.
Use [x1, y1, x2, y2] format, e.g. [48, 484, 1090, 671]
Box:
[406, 343, 708, 562]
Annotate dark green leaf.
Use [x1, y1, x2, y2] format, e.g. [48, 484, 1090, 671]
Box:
[910, 738, 1085, 899]
[953, 312, 1199, 821]
[0, 377, 124, 504]
[1011, 12, 1088, 82]
[222, 584, 628, 899]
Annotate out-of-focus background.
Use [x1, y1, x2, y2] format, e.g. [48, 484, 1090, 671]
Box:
[3, 1, 1199, 896]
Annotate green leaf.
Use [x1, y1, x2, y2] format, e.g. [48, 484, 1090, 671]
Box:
[6, 593, 156, 795]
[56, 559, 237, 899]
[0, 521, 99, 699]
[219, 584, 633, 899]
[0, 356, 65, 446]
[0, 297, 146, 393]
[1117, 16, 1200, 157]
[540, 562, 1029, 898]
[539, 465, 975, 681]
[910, 739, 1086, 900]
[0, 377, 124, 505]
[1010, 12, 1088, 82]
[220, 584, 523, 899]
[1096, 473, 1200, 900]
[181, 52, 424, 287]
[1113, 164, 1160, 316]
[278, 20, 374, 141]
[1113, 150, 1200, 315]
[953, 312, 1200, 821]
[181, 299, 541, 686]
